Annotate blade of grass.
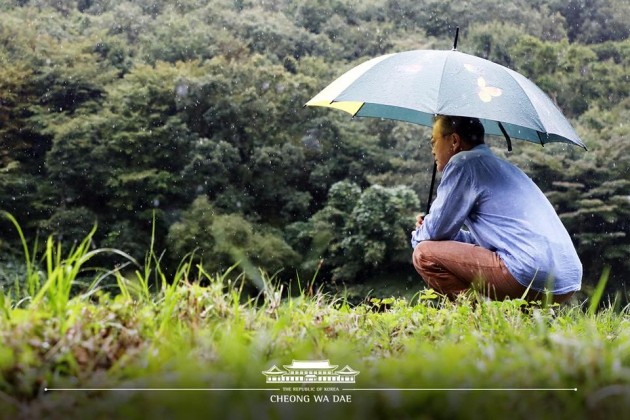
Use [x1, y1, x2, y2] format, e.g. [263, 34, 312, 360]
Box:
[588, 266, 611, 316]
[2, 211, 41, 297]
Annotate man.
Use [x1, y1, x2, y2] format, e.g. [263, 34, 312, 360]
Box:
[411, 115, 582, 302]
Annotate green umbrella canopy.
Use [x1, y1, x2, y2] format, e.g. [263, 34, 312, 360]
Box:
[306, 49, 585, 150]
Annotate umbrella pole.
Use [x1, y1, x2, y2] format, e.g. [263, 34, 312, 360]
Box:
[425, 24, 453, 216]
[426, 161, 437, 215]
[453, 27, 459, 50]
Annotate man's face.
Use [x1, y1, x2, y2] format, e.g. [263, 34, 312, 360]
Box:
[431, 120, 456, 172]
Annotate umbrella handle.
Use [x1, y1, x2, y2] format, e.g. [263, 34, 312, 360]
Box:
[426, 161, 437, 215]
[498, 121, 512, 152]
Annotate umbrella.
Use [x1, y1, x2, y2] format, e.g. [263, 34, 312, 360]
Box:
[305, 30, 586, 213]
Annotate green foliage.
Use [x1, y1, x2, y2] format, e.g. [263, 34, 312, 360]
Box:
[166, 196, 300, 281]
[37, 206, 98, 244]
[40, 60, 204, 253]
[335, 184, 419, 279]
[0, 231, 628, 418]
[385, 0, 569, 41]
[0, 0, 628, 291]
[288, 182, 419, 282]
[548, 0, 630, 43]
[466, 22, 526, 67]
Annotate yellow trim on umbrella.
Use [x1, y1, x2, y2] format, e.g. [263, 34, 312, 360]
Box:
[305, 53, 393, 114]
[306, 100, 364, 116]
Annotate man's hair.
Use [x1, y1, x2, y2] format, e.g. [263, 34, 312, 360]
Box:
[434, 115, 485, 146]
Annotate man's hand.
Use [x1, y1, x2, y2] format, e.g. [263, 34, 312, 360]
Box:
[411, 213, 425, 248]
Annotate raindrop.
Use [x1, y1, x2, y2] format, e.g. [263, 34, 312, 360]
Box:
[175, 83, 189, 97]
[302, 129, 321, 151]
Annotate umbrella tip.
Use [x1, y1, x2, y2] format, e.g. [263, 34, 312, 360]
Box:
[452, 27, 460, 50]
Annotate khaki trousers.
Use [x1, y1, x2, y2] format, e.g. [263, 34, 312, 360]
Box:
[412, 241, 573, 303]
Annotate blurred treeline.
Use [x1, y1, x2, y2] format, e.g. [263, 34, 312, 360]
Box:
[0, 0, 629, 292]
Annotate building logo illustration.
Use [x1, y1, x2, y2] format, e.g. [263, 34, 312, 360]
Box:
[262, 360, 359, 384]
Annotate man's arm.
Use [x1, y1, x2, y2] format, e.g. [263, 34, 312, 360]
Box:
[411, 160, 479, 248]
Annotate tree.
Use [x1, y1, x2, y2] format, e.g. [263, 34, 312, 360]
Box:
[43, 61, 202, 253]
[549, 0, 630, 44]
[1, 0, 629, 290]
[0, 60, 43, 232]
[287, 182, 419, 283]
[166, 196, 300, 281]
[0, 10, 118, 236]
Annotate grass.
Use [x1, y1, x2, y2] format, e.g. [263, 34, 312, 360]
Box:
[1, 217, 629, 419]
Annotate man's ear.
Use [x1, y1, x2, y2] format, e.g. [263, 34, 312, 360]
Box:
[451, 132, 462, 148]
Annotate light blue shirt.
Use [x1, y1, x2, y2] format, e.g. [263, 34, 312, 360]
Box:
[411, 144, 582, 294]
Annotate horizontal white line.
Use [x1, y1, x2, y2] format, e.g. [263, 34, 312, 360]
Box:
[343, 388, 578, 392]
[44, 388, 280, 392]
[44, 387, 578, 392]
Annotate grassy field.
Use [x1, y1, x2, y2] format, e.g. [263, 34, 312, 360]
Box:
[1, 218, 629, 419]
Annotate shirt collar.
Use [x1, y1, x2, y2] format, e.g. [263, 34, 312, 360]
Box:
[450, 143, 491, 164]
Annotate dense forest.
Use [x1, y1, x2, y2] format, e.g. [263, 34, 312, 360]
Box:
[0, 0, 629, 296]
